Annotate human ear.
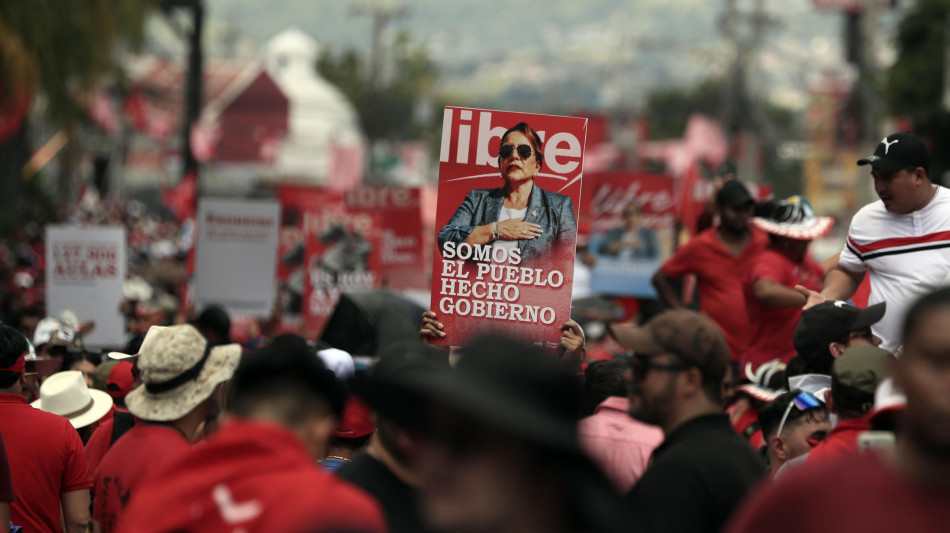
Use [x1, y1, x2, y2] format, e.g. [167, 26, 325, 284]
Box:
[770, 435, 788, 461]
[829, 342, 845, 358]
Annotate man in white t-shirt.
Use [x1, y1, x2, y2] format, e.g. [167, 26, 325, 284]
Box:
[797, 132, 950, 353]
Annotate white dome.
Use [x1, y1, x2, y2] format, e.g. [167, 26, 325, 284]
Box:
[263, 28, 364, 182]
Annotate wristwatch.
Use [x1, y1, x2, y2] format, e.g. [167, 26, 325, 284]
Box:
[492, 222, 500, 241]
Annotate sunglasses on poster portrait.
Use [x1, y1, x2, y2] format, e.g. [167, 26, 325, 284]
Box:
[498, 144, 534, 160]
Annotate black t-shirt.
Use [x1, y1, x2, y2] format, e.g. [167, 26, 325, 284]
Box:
[625, 414, 766, 533]
[0, 432, 13, 503]
[336, 451, 434, 533]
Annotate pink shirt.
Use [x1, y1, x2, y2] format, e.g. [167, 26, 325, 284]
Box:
[578, 397, 664, 493]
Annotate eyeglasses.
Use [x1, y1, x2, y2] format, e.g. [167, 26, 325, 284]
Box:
[499, 144, 533, 160]
[630, 354, 686, 382]
[846, 328, 875, 343]
[775, 391, 822, 438]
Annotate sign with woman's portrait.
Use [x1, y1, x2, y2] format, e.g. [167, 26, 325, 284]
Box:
[430, 107, 587, 348]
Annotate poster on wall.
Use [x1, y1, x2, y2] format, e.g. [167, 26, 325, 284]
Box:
[46, 226, 127, 347]
[429, 107, 587, 349]
[194, 198, 281, 317]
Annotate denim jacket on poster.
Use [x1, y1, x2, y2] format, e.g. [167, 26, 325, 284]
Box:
[437, 183, 577, 263]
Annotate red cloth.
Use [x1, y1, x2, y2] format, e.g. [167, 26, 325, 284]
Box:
[661, 227, 769, 361]
[742, 249, 824, 370]
[726, 402, 766, 451]
[93, 424, 191, 533]
[0, 392, 92, 533]
[578, 397, 664, 493]
[726, 452, 950, 533]
[806, 415, 873, 465]
[84, 416, 116, 477]
[117, 419, 386, 533]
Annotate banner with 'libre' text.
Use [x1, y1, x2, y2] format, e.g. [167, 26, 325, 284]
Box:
[430, 107, 587, 349]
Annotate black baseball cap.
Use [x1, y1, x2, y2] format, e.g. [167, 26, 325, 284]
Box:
[857, 132, 929, 174]
[715, 180, 754, 209]
[793, 301, 886, 372]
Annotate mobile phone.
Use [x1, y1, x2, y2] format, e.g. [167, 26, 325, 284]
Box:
[858, 431, 895, 453]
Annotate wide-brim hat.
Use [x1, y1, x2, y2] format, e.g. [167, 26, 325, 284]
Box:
[32, 371, 114, 428]
[115, 325, 241, 421]
[356, 336, 632, 533]
[752, 195, 834, 240]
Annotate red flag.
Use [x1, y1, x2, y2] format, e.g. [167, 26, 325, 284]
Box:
[162, 171, 197, 222]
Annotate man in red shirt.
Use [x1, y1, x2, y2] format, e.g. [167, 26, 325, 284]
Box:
[726, 288, 950, 533]
[0, 325, 92, 533]
[743, 196, 832, 371]
[118, 334, 386, 533]
[652, 180, 768, 363]
[806, 346, 892, 465]
[93, 324, 241, 533]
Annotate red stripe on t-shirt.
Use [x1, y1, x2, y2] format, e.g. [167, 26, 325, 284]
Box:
[848, 230, 950, 254]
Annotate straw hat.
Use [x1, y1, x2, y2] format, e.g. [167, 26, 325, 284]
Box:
[32, 371, 113, 428]
[752, 196, 834, 240]
[111, 325, 241, 422]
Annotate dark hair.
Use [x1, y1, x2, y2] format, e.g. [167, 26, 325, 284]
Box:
[328, 433, 372, 451]
[758, 389, 829, 441]
[498, 122, 544, 168]
[0, 325, 28, 388]
[192, 305, 231, 345]
[581, 360, 627, 416]
[228, 334, 345, 426]
[60, 349, 101, 374]
[902, 288, 950, 346]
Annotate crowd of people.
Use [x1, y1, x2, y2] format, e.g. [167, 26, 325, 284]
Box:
[0, 130, 948, 532]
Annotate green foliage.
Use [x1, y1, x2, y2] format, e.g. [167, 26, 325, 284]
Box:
[0, 0, 156, 127]
[317, 31, 439, 142]
[645, 78, 725, 140]
[886, 0, 950, 182]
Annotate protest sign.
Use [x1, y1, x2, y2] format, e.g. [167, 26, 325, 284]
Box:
[583, 172, 677, 297]
[346, 187, 426, 290]
[46, 226, 126, 347]
[194, 198, 281, 317]
[273, 186, 346, 316]
[301, 211, 382, 337]
[430, 107, 587, 349]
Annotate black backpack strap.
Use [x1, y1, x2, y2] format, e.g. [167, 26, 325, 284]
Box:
[111, 411, 135, 445]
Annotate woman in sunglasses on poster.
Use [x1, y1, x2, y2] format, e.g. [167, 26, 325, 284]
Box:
[437, 122, 578, 265]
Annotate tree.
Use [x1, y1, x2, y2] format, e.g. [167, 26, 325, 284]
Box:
[0, 0, 156, 224]
[318, 31, 439, 143]
[886, 0, 950, 184]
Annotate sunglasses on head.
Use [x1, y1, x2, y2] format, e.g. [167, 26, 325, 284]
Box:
[629, 353, 686, 382]
[498, 144, 533, 160]
[775, 390, 823, 438]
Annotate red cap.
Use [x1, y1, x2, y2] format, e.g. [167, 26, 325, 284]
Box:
[106, 361, 135, 399]
[332, 395, 375, 439]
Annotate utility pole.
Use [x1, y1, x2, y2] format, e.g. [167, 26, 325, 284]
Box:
[349, 1, 410, 89]
[162, 0, 204, 183]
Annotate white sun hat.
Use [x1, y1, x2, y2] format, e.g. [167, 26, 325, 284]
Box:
[32, 371, 114, 429]
[114, 324, 241, 422]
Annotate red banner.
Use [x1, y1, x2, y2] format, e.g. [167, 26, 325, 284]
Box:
[429, 107, 587, 349]
[301, 212, 382, 337]
[582, 172, 677, 297]
[345, 187, 427, 290]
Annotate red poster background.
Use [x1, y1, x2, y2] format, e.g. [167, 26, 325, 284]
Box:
[301, 211, 382, 337]
[345, 187, 427, 289]
[430, 107, 587, 349]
